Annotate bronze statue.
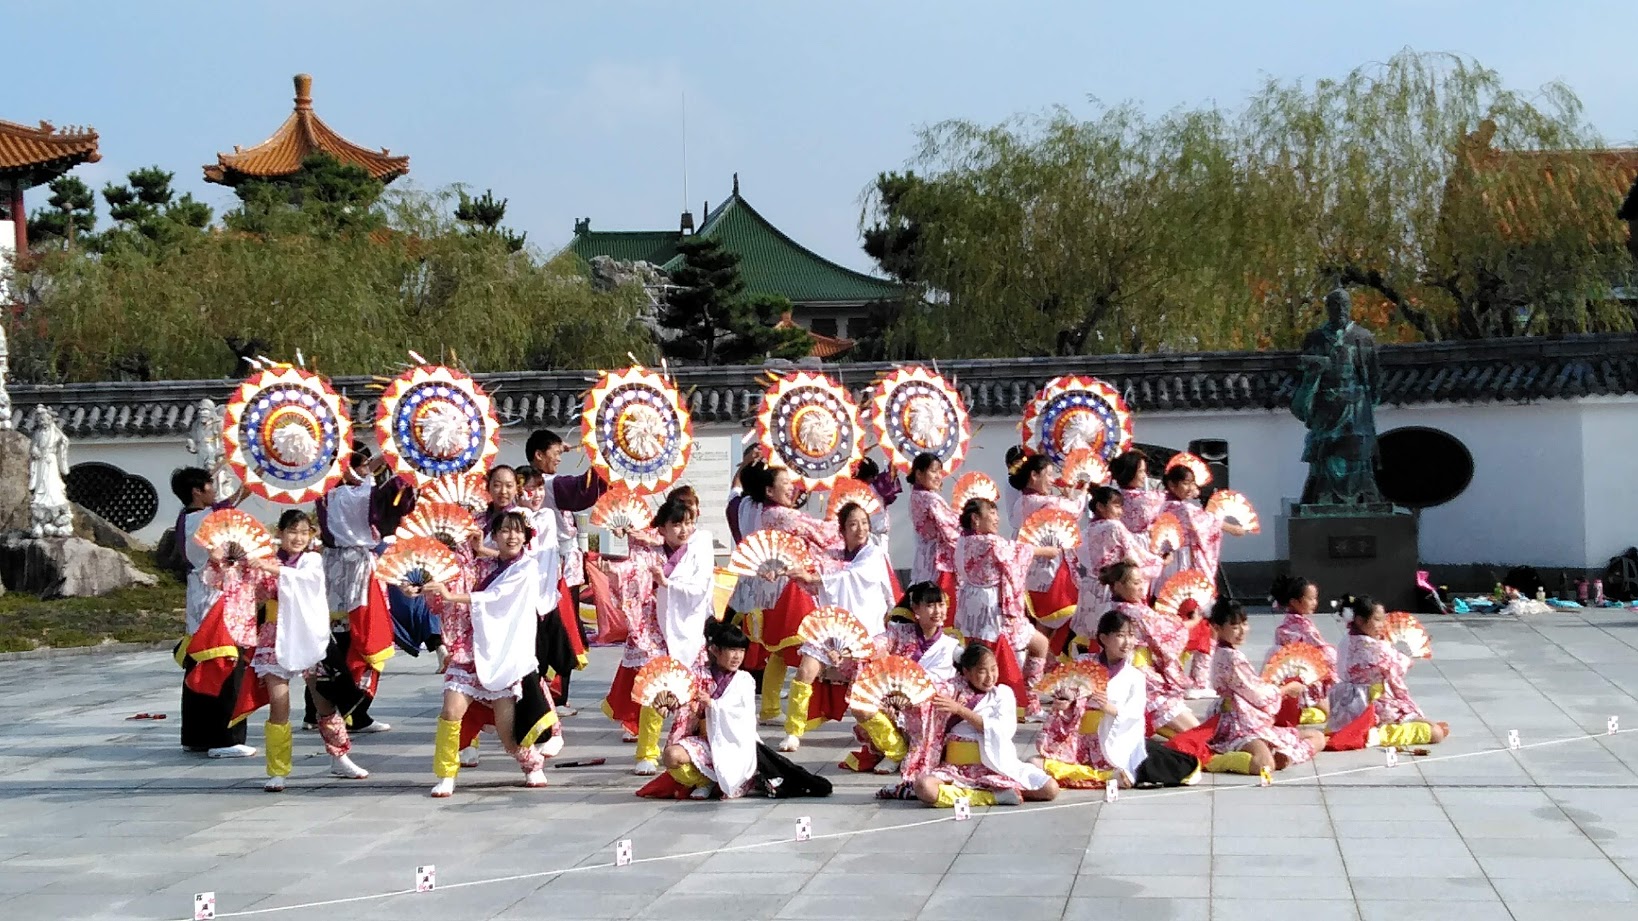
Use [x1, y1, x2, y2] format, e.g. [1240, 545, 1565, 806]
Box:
[1292, 288, 1383, 506]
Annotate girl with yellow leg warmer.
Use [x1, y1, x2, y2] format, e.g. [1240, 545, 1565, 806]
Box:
[724, 462, 843, 722]
[423, 512, 565, 798]
[662, 620, 760, 800]
[846, 582, 961, 776]
[779, 502, 899, 752]
[235, 511, 354, 792]
[600, 495, 715, 774]
[904, 645, 1059, 808]
[1206, 600, 1326, 777]
[1035, 610, 1202, 789]
[1329, 595, 1450, 747]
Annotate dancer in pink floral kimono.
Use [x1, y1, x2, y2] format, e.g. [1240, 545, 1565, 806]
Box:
[1110, 450, 1166, 537]
[954, 497, 1058, 720]
[908, 453, 962, 600]
[901, 644, 1059, 808]
[1155, 464, 1246, 688]
[1072, 487, 1167, 638]
[1265, 575, 1335, 724]
[1008, 451, 1084, 631]
[1206, 600, 1324, 776]
[1329, 594, 1449, 747]
[1100, 560, 1198, 734]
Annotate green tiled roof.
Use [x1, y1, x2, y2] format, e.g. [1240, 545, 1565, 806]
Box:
[565, 229, 680, 266]
[567, 190, 903, 306]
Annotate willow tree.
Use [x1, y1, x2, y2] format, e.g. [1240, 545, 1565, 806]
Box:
[863, 104, 1248, 357]
[9, 186, 654, 382]
[1240, 49, 1635, 340]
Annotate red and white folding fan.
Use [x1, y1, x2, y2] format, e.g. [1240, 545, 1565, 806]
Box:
[847, 655, 937, 713]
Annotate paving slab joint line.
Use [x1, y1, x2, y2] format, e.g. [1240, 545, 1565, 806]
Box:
[157, 726, 1631, 921]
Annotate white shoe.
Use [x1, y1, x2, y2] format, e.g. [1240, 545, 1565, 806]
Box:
[355, 721, 392, 733]
[873, 758, 900, 776]
[690, 784, 713, 799]
[556, 705, 578, 718]
[330, 755, 369, 779]
[523, 768, 548, 788]
[778, 734, 801, 753]
[1185, 688, 1218, 700]
[541, 735, 565, 757]
[1366, 726, 1382, 748]
[620, 731, 639, 743]
[459, 746, 481, 768]
[633, 759, 659, 776]
[207, 744, 258, 759]
[994, 789, 1023, 806]
[263, 775, 287, 793]
[430, 777, 455, 798]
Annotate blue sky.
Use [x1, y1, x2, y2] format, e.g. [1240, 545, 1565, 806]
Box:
[14, 1, 1635, 272]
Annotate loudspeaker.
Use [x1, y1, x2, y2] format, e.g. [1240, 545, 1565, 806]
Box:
[1188, 438, 1229, 502]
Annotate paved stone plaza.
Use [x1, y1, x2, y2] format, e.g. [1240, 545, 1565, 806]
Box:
[5, 609, 1638, 921]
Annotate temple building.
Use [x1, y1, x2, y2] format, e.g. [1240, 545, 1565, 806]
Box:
[0, 118, 101, 262]
[203, 74, 408, 186]
[567, 175, 903, 358]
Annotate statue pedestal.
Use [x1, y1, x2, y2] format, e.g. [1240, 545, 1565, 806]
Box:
[1285, 506, 1418, 611]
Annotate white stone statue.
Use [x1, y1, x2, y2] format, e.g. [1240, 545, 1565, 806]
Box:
[186, 398, 238, 496]
[0, 322, 12, 432]
[28, 404, 73, 539]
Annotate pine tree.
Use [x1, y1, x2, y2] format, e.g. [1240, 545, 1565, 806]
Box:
[455, 188, 527, 252]
[27, 176, 97, 248]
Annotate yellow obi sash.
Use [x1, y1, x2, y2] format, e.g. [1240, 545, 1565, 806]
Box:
[265, 600, 280, 625]
[1368, 682, 1384, 702]
[1079, 711, 1104, 735]
[944, 740, 982, 765]
[1131, 647, 1154, 669]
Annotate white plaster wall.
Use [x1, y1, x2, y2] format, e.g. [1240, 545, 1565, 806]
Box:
[1579, 398, 1638, 567]
[66, 398, 1638, 571]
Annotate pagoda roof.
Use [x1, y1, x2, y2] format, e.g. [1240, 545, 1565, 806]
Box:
[0, 119, 101, 187]
[203, 74, 409, 186]
[567, 177, 903, 306]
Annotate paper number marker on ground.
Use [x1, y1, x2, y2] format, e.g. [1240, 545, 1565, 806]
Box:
[1104, 778, 1119, 802]
[953, 796, 971, 821]
[615, 839, 633, 867]
[193, 892, 215, 921]
[1611, 716, 1620, 735]
[1385, 747, 1399, 768]
[796, 816, 811, 841]
[1508, 729, 1521, 750]
[415, 865, 436, 892]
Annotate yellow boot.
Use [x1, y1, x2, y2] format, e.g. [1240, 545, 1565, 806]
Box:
[433, 718, 462, 779]
[781, 680, 815, 749]
[634, 706, 664, 769]
[1041, 758, 1113, 786]
[264, 721, 293, 791]
[934, 784, 997, 808]
[1205, 750, 1256, 774]
[1377, 721, 1434, 747]
[859, 711, 909, 763]
[760, 656, 788, 722]
[668, 761, 709, 789]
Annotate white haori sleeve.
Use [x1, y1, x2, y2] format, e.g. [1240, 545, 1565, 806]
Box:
[659, 532, 715, 669]
[703, 671, 760, 795]
[819, 542, 896, 636]
[917, 635, 960, 683]
[471, 555, 544, 691]
[274, 553, 332, 671]
[1100, 662, 1148, 780]
[976, 685, 1053, 790]
[528, 508, 564, 610]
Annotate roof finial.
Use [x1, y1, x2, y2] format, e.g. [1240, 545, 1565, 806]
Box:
[294, 73, 313, 110]
[732, 172, 740, 196]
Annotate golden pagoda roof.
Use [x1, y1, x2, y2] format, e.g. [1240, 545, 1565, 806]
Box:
[203, 74, 409, 185]
[0, 119, 101, 186]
